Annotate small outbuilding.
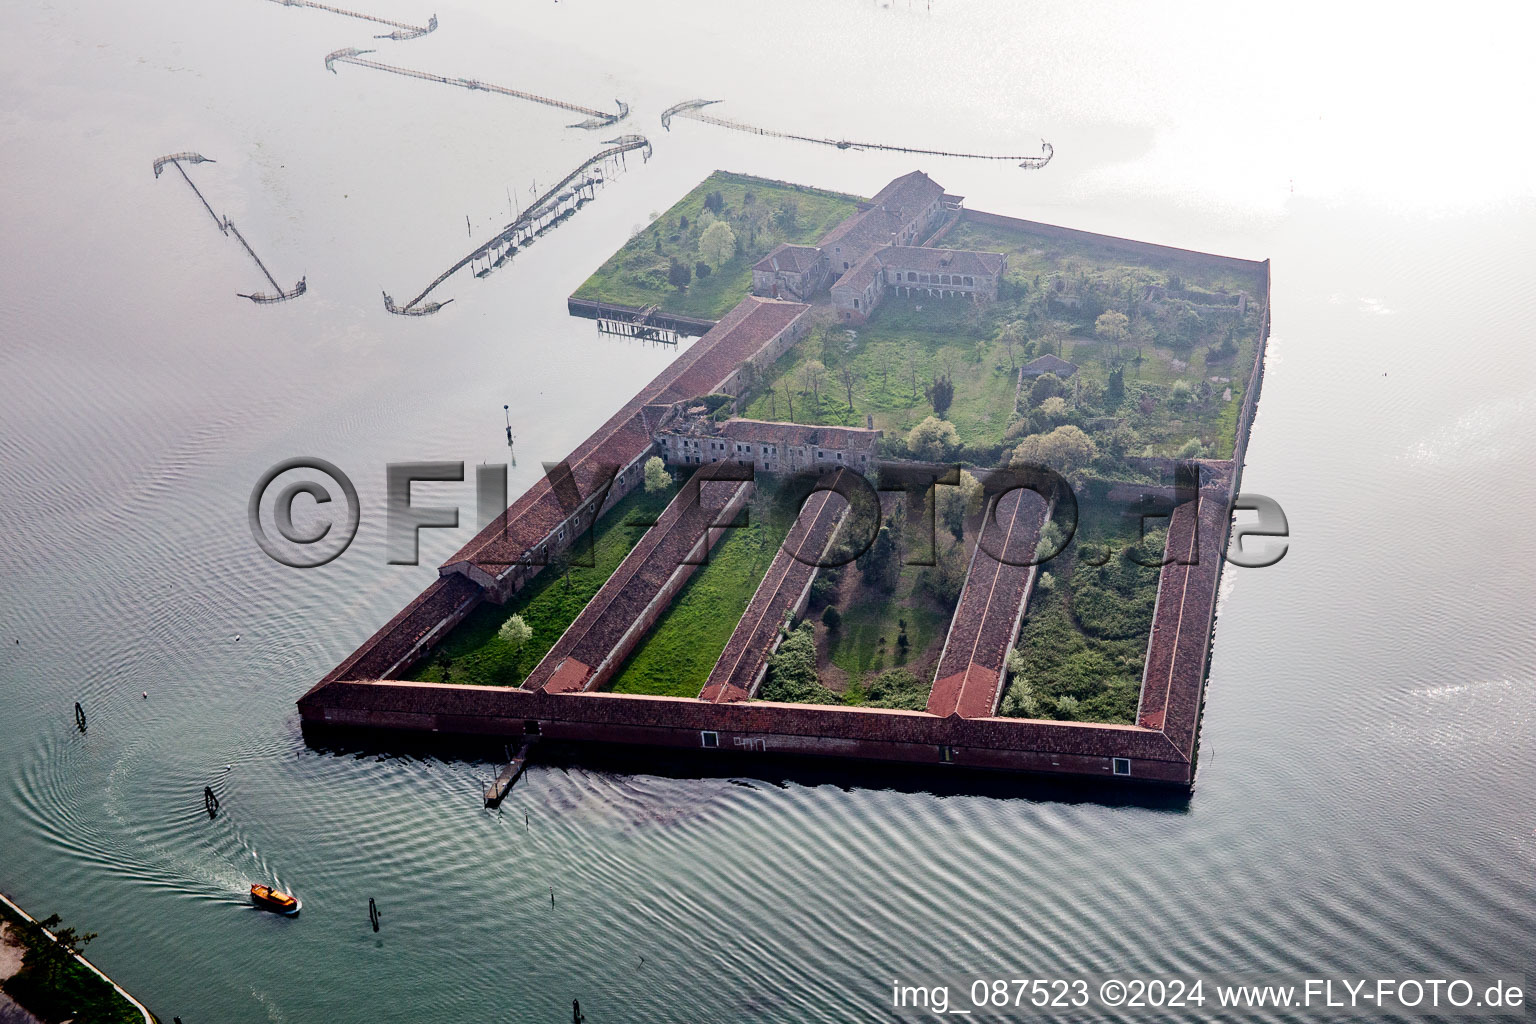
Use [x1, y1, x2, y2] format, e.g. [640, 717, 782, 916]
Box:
[1021, 353, 1079, 379]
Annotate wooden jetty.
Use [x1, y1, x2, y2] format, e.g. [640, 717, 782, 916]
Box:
[566, 298, 717, 337]
[483, 739, 535, 808]
[385, 136, 651, 316]
[660, 99, 1053, 168]
[324, 48, 627, 129]
[154, 152, 306, 304]
[268, 0, 438, 41]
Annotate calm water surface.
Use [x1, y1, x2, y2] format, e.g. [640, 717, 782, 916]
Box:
[2, 2, 1534, 1021]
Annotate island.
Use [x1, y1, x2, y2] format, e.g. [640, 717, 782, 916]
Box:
[299, 169, 1270, 788]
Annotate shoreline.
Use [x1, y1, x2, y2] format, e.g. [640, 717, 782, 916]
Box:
[0, 890, 158, 1024]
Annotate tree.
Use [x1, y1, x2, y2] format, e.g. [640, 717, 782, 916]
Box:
[820, 605, 842, 630]
[907, 415, 960, 460]
[498, 614, 532, 653]
[799, 359, 826, 414]
[698, 220, 737, 268]
[21, 914, 97, 994]
[936, 468, 983, 539]
[858, 522, 898, 588]
[643, 454, 671, 493]
[918, 542, 967, 605]
[1011, 425, 1098, 478]
[667, 258, 691, 289]
[703, 190, 724, 214]
[774, 200, 799, 232]
[694, 260, 711, 279]
[926, 373, 954, 417]
[1095, 309, 1130, 345]
[998, 321, 1023, 371]
[1029, 372, 1065, 406]
[1105, 365, 1126, 409]
[1168, 380, 1193, 409]
[839, 364, 858, 412]
[1037, 395, 1069, 424]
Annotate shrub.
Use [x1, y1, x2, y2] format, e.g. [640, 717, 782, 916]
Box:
[695, 260, 712, 279]
[821, 605, 842, 630]
[759, 623, 838, 704]
[863, 668, 930, 710]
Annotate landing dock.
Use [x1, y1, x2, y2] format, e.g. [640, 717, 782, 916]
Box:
[483, 739, 535, 807]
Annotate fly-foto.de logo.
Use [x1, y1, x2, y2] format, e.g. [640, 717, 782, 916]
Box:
[248, 458, 1289, 571]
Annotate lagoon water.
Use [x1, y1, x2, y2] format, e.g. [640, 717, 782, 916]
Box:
[3, 1, 1535, 1020]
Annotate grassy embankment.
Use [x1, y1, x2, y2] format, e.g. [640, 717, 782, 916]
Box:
[607, 483, 799, 697]
[1000, 488, 1167, 725]
[0, 901, 144, 1024]
[571, 171, 861, 320]
[410, 480, 681, 687]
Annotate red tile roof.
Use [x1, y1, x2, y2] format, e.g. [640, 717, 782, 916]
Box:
[870, 170, 945, 220]
[929, 486, 1048, 718]
[752, 243, 822, 275]
[1138, 464, 1234, 760]
[522, 467, 753, 693]
[877, 245, 1004, 277]
[442, 297, 807, 577]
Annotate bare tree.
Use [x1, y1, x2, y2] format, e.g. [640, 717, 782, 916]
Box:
[999, 321, 1021, 372]
[800, 359, 826, 415]
[839, 364, 858, 412]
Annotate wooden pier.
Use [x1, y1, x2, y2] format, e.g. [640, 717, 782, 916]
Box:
[268, 0, 437, 40]
[566, 298, 716, 337]
[483, 739, 535, 807]
[324, 48, 627, 129]
[660, 99, 1053, 168]
[153, 152, 305, 304]
[385, 136, 651, 315]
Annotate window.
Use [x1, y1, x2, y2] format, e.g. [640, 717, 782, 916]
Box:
[964, 276, 973, 286]
[938, 744, 954, 764]
[524, 719, 542, 736]
[853, 298, 860, 309]
[701, 730, 719, 749]
[1113, 758, 1131, 776]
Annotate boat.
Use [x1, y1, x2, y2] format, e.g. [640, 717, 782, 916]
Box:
[250, 883, 301, 915]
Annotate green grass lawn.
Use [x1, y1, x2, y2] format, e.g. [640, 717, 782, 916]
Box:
[943, 217, 1268, 459]
[571, 171, 861, 319]
[0, 905, 144, 1024]
[802, 494, 965, 706]
[740, 298, 1016, 450]
[410, 480, 682, 687]
[606, 483, 799, 697]
[1000, 489, 1166, 725]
